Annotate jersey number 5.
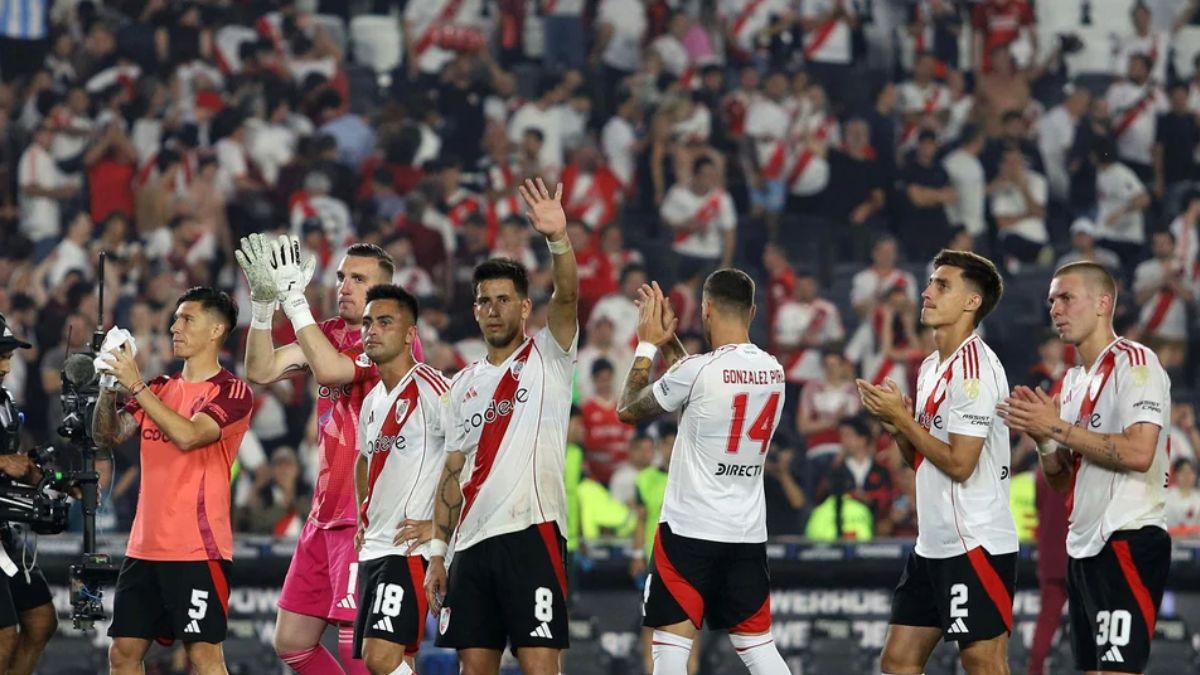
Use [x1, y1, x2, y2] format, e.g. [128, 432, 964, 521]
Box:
[726, 392, 781, 455]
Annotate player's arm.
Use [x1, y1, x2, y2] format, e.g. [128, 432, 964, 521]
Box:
[617, 354, 667, 424]
[432, 451, 467, 545]
[1043, 422, 1160, 473]
[131, 386, 222, 451]
[245, 335, 311, 385]
[92, 387, 139, 449]
[619, 283, 684, 423]
[859, 378, 986, 482]
[519, 178, 578, 352]
[293, 327, 360, 386]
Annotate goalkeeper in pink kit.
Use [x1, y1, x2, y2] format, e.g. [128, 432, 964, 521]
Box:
[238, 235, 422, 674]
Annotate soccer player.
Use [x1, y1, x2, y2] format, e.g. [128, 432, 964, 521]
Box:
[93, 287, 253, 674]
[423, 178, 578, 675]
[856, 250, 1017, 674]
[353, 284, 449, 675]
[1000, 261, 1171, 674]
[616, 272, 791, 675]
[238, 235, 402, 674]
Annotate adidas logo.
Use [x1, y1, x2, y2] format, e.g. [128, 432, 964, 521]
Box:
[946, 618, 969, 635]
[529, 622, 553, 639]
[1101, 645, 1125, 663]
[336, 595, 357, 610]
[184, 620, 201, 634]
[372, 616, 395, 633]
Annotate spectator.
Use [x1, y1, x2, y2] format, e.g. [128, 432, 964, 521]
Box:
[971, 0, 1036, 74]
[403, 0, 486, 83]
[1170, 403, 1200, 463]
[666, 263, 703, 337]
[610, 432, 654, 507]
[817, 417, 893, 522]
[1154, 82, 1200, 217]
[1115, 2, 1170, 87]
[541, 0, 586, 70]
[47, 212, 95, 289]
[763, 242, 797, 346]
[864, 81, 899, 184]
[237, 446, 312, 537]
[1067, 97, 1113, 212]
[898, 130, 956, 262]
[796, 350, 861, 463]
[980, 108, 1044, 179]
[581, 359, 634, 485]
[847, 284, 917, 395]
[822, 116, 886, 257]
[569, 220, 617, 324]
[763, 442, 806, 536]
[988, 144, 1049, 271]
[601, 92, 644, 192]
[786, 81, 838, 207]
[1106, 53, 1166, 183]
[744, 71, 792, 235]
[1166, 458, 1200, 535]
[592, 0, 648, 114]
[1133, 230, 1193, 369]
[290, 170, 351, 247]
[660, 156, 737, 278]
[1038, 84, 1091, 204]
[851, 236, 918, 317]
[560, 142, 622, 230]
[18, 119, 75, 258]
[509, 74, 565, 180]
[387, 234, 436, 298]
[591, 263, 646, 350]
[1170, 189, 1200, 278]
[942, 123, 988, 239]
[1093, 137, 1151, 272]
[898, 53, 952, 124]
[775, 272, 846, 385]
[1056, 217, 1122, 274]
[800, 0, 859, 104]
[1023, 331, 1068, 395]
[877, 465, 918, 537]
[576, 315, 632, 403]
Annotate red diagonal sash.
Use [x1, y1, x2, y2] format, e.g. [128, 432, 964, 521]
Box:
[414, 0, 466, 56]
[1065, 348, 1119, 517]
[1113, 89, 1156, 138]
[1143, 290, 1175, 335]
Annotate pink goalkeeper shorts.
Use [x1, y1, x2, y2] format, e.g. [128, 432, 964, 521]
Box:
[278, 519, 360, 624]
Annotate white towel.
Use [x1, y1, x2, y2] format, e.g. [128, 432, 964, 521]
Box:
[94, 328, 138, 390]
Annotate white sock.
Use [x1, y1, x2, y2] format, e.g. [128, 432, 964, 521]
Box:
[387, 664, 414, 675]
[651, 630, 693, 675]
[729, 632, 790, 675]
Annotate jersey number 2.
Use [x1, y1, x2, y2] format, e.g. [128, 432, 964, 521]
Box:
[726, 392, 781, 454]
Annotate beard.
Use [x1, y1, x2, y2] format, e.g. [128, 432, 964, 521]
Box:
[484, 325, 522, 348]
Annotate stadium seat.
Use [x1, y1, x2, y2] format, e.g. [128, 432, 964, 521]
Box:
[1089, 0, 1140, 31]
[1062, 26, 1124, 75]
[350, 15, 404, 85]
[313, 14, 348, 55]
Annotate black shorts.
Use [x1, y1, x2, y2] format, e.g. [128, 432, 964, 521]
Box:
[0, 563, 53, 629]
[642, 523, 772, 633]
[435, 522, 569, 651]
[890, 547, 1017, 643]
[108, 558, 231, 644]
[353, 555, 428, 658]
[1068, 526, 1171, 673]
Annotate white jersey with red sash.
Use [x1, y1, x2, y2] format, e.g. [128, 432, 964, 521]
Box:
[443, 327, 578, 555]
[1106, 81, 1166, 165]
[912, 335, 1017, 559]
[774, 298, 845, 383]
[1116, 31, 1169, 85]
[744, 96, 793, 180]
[899, 80, 951, 116]
[659, 184, 737, 259]
[358, 363, 450, 561]
[1133, 259, 1192, 341]
[441, 188, 486, 231]
[786, 112, 839, 195]
[850, 267, 919, 309]
[801, 0, 855, 64]
[560, 164, 620, 230]
[845, 306, 910, 396]
[722, 0, 787, 53]
[1058, 338, 1170, 559]
[404, 0, 481, 75]
[1169, 215, 1200, 287]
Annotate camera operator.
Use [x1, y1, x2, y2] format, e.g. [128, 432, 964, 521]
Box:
[91, 288, 253, 675]
[0, 315, 58, 675]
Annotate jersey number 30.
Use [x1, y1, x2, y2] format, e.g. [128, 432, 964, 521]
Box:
[726, 392, 781, 455]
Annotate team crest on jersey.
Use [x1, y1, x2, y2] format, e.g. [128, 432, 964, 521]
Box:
[394, 399, 410, 423]
[962, 379, 981, 400]
[439, 608, 451, 635]
[356, 353, 372, 367]
[1130, 365, 1149, 387]
[511, 360, 524, 377]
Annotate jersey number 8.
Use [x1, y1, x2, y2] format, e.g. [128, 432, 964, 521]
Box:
[726, 392, 781, 455]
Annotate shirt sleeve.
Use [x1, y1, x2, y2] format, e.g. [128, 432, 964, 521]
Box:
[718, 193, 736, 231]
[1116, 351, 1169, 430]
[443, 375, 468, 453]
[350, 350, 376, 385]
[198, 376, 255, 436]
[946, 356, 1000, 439]
[659, 187, 690, 225]
[651, 354, 708, 413]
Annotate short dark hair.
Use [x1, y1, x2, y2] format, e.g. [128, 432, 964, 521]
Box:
[931, 250, 1004, 326]
[702, 268, 755, 317]
[838, 415, 872, 441]
[693, 156, 715, 175]
[591, 358, 614, 377]
[365, 283, 419, 322]
[177, 287, 237, 341]
[346, 243, 395, 280]
[619, 263, 645, 286]
[474, 258, 529, 298]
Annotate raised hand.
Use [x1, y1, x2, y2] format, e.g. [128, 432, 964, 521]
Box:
[517, 178, 566, 239]
[636, 285, 677, 347]
[234, 233, 278, 304]
[272, 235, 316, 296]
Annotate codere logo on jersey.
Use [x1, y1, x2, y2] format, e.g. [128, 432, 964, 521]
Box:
[459, 388, 529, 434]
[366, 434, 406, 455]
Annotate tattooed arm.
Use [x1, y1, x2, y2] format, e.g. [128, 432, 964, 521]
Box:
[244, 332, 310, 385]
[432, 451, 467, 544]
[1047, 421, 1160, 473]
[617, 356, 668, 424]
[91, 388, 139, 449]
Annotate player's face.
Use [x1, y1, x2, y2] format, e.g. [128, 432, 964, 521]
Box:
[337, 256, 389, 324]
[920, 266, 978, 328]
[474, 279, 531, 348]
[1047, 274, 1104, 344]
[362, 299, 415, 365]
[170, 302, 224, 359]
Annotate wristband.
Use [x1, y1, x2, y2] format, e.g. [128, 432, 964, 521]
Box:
[250, 300, 275, 330]
[1036, 439, 1058, 457]
[280, 291, 316, 332]
[546, 236, 572, 256]
[129, 381, 147, 397]
[428, 539, 449, 558]
[634, 342, 658, 361]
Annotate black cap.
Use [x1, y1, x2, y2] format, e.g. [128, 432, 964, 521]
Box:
[0, 314, 31, 352]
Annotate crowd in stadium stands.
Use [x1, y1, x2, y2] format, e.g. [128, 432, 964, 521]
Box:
[4, 0, 1200, 552]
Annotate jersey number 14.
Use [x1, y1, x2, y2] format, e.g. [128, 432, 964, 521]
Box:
[725, 392, 781, 455]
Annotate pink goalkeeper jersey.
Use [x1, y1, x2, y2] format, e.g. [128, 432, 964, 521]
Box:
[308, 317, 380, 528]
